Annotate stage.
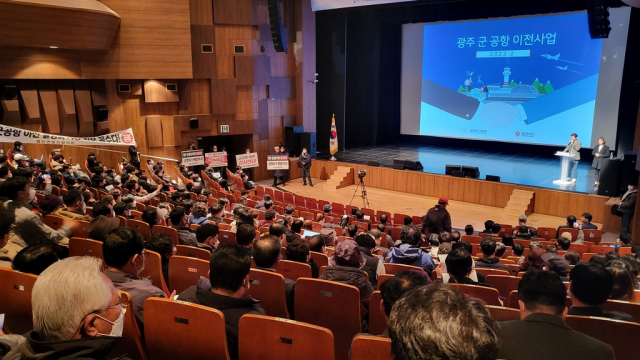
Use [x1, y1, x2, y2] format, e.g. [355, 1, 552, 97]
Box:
[316, 144, 599, 194]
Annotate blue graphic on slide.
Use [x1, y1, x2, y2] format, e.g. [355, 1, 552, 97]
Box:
[419, 13, 603, 146]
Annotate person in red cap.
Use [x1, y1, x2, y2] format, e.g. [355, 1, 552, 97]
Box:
[421, 197, 452, 237]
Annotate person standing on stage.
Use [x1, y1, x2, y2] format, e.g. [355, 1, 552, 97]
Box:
[591, 137, 610, 187]
[421, 197, 452, 238]
[273, 146, 284, 187]
[616, 184, 637, 234]
[563, 133, 581, 183]
[298, 147, 313, 187]
[128, 145, 141, 170]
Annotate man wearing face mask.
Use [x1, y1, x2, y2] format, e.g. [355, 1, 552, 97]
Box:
[0, 177, 78, 260]
[298, 147, 313, 187]
[102, 227, 168, 334]
[2, 257, 131, 360]
[53, 189, 92, 221]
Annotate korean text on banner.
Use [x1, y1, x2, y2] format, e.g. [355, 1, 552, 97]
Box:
[205, 152, 228, 167]
[267, 155, 289, 170]
[236, 153, 259, 169]
[0, 124, 137, 146]
[182, 150, 205, 166]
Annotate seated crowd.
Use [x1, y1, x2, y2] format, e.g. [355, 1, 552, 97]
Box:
[0, 155, 638, 360]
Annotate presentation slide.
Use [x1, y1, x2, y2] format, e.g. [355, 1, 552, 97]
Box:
[401, 9, 631, 148]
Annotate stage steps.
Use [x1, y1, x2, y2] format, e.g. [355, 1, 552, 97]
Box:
[501, 189, 535, 224]
[323, 166, 354, 190]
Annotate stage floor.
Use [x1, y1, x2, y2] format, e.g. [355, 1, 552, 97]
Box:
[317, 144, 598, 194]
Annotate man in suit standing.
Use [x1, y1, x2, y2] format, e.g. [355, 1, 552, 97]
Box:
[298, 147, 313, 187]
[498, 271, 615, 360]
[273, 146, 284, 187]
[563, 133, 581, 183]
[591, 137, 610, 186]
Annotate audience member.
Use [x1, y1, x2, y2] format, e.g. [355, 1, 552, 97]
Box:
[442, 248, 491, 287]
[556, 236, 571, 251]
[176, 244, 265, 360]
[38, 194, 63, 217]
[546, 245, 558, 255]
[543, 254, 570, 281]
[498, 271, 615, 360]
[320, 240, 374, 320]
[268, 223, 288, 246]
[12, 244, 59, 275]
[253, 234, 296, 318]
[606, 260, 635, 301]
[87, 215, 120, 242]
[589, 253, 607, 267]
[564, 250, 581, 265]
[513, 243, 525, 264]
[209, 204, 224, 224]
[308, 234, 326, 255]
[438, 231, 452, 243]
[3, 257, 127, 359]
[236, 224, 257, 256]
[378, 213, 392, 232]
[605, 251, 620, 262]
[0, 206, 17, 269]
[141, 208, 168, 231]
[52, 189, 91, 221]
[378, 272, 429, 337]
[481, 220, 495, 234]
[321, 228, 337, 248]
[451, 230, 461, 242]
[556, 215, 577, 238]
[519, 248, 545, 274]
[102, 227, 167, 332]
[354, 233, 386, 287]
[169, 208, 197, 247]
[464, 224, 474, 235]
[145, 233, 176, 287]
[568, 262, 635, 322]
[189, 202, 209, 225]
[387, 224, 435, 274]
[195, 223, 220, 252]
[580, 213, 598, 230]
[619, 233, 632, 247]
[376, 223, 395, 248]
[421, 197, 452, 235]
[113, 202, 134, 219]
[388, 283, 499, 360]
[368, 229, 389, 258]
[515, 225, 531, 240]
[286, 238, 319, 278]
[476, 238, 511, 271]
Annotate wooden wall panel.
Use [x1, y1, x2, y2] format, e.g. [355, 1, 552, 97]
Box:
[477, 181, 497, 206]
[190, 0, 213, 25]
[295, 0, 316, 132]
[463, 179, 481, 204]
[213, 0, 253, 25]
[38, 82, 60, 134]
[420, 174, 435, 197]
[144, 80, 180, 103]
[270, 77, 294, 99]
[392, 171, 408, 193]
[178, 79, 212, 115]
[73, 82, 94, 136]
[1, 100, 21, 126]
[191, 25, 217, 79]
[56, 82, 77, 136]
[448, 177, 465, 201]
[90, 80, 107, 106]
[406, 172, 422, 195]
[17, 82, 40, 124]
[145, 116, 164, 148]
[211, 79, 237, 115]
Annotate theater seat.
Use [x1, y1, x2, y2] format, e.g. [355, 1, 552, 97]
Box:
[238, 314, 335, 360]
[175, 245, 211, 261]
[449, 283, 501, 306]
[68, 237, 104, 264]
[138, 250, 170, 297]
[487, 305, 520, 322]
[246, 269, 289, 319]
[350, 335, 391, 360]
[0, 268, 37, 334]
[368, 291, 386, 336]
[144, 298, 230, 360]
[276, 260, 312, 281]
[109, 291, 148, 360]
[565, 315, 640, 360]
[168, 255, 209, 294]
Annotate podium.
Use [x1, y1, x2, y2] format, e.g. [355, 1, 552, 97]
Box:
[552, 151, 574, 186]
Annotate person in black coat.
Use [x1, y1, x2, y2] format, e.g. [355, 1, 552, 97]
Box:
[591, 137, 610, 186]
[128, 145, 140, 170]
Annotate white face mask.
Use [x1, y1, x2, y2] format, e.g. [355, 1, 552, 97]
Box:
[302, 150, 307, 155]
[135, 255, 145, 276]
[96, 307, 126, 337]
[28, 188, 36, 202]
[81, 202, 87, 213]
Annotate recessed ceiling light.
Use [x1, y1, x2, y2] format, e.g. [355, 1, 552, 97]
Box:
[49, 46, 58, 49]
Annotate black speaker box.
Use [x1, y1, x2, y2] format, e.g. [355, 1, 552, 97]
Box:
[367, 161, 380, 167]
[486, 175, 501, 182]
[461, 166, 480, 179]
[597, 158, 621, 196]
[452, 171, 465, 178]
[299, 132, 316, 157]
[405, 160, 423, 171]
[267, 0, 288, 53]
[189, 118, 199, 129]
[2, 85, 17, 100]
[96, 107, 109, 122]
[284, 126, 303, 155]
[393, 159, 406, 170]
[445, 165, 461, 175]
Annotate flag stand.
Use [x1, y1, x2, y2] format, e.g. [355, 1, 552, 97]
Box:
[330, 156, 336, 161]
[329, 114, 338, 161]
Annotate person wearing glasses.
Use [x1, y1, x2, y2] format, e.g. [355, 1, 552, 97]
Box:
[1, 257, 130, 359]
[102, 227, 169, 334]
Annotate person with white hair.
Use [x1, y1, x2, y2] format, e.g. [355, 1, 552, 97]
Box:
[2, 257, 130, 360]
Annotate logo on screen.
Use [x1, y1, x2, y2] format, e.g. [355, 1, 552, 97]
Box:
[515, 131, 520, 137]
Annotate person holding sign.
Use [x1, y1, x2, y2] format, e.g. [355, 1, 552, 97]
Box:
[298, 147, 313, 187]
[273, 146, 285, 187]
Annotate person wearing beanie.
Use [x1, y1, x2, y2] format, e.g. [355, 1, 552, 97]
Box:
[38, 194, 63, 217]
[87, 216, 120, 242]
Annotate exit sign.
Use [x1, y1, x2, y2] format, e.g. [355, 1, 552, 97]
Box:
[220, 125, 229, 133]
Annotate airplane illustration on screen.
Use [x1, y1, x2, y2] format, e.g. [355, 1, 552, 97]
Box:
[555, 66, 568, 70]
[541, 54, 560, 60]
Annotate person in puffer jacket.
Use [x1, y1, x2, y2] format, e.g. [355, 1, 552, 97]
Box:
[320, 240, 374, 320]
[386, 224, 436, 275]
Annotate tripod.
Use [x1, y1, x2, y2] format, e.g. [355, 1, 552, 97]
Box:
[349, 176, 370, 208]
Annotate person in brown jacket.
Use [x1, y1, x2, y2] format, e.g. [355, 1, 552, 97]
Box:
[52, 189, 92, 221]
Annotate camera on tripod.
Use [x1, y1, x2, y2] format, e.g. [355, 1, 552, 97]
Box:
[357, 169, 367, 180]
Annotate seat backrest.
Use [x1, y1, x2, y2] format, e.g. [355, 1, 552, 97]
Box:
[218, 230, 236, 246]
[246, 269, 289, 319]
[508, 289, 572, 309]
[144, 298, 230, 360]
[537, 227, 556, 240]
[350, 335, 391, 360]
[129, 210, 143, 221]
[393, 213, 409, 226]
[309, 251, 329, 268]
[294, 194, 306, 208]
[43, 214, 65, 230]
[619, 247, 633, 256]
[294, 278, 362, 360]
[305, 197, 318, 210]
[498, 224, 513, 236]
[239, 314, 335, 360]
[384, 263, 423, 275]
[484, 275, 520, 300]
[487, 305, 520, 322]
[331, 202, 345, 216]
[117, 216, 128, 227]
[590, 245, 612, 254]
[283, 192, 295, 205]
[461, 235, 482, 243]
[168, 255, 210, 294]
[276, 260, 312, 281]
[152, 225, 179, 246]
[0, 268, 38, 334]
[582, 229, 602, 244]
[368, 290, 386, 336]
[377, 274, 394, 290]
[353, 221, 369, 233]
[274, 190, 284, 204]
[390, 227, 402, 241]
[256, 185, 265, 197]
[449, 283, 501, 306]
[475, 268, 511, 278]
[602, 300, 640, 324]
[109, 291, 148, 360]
[568, 243, 587, 255]
[218, 222, 232, 230]
[558, 228, 579, 241]
[175, 245, 211, 261]
[127, 219, 151, 239]
[565, 315, 640, 360]
[68, 237, 104, 263]
[138, 250, 170, 297]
